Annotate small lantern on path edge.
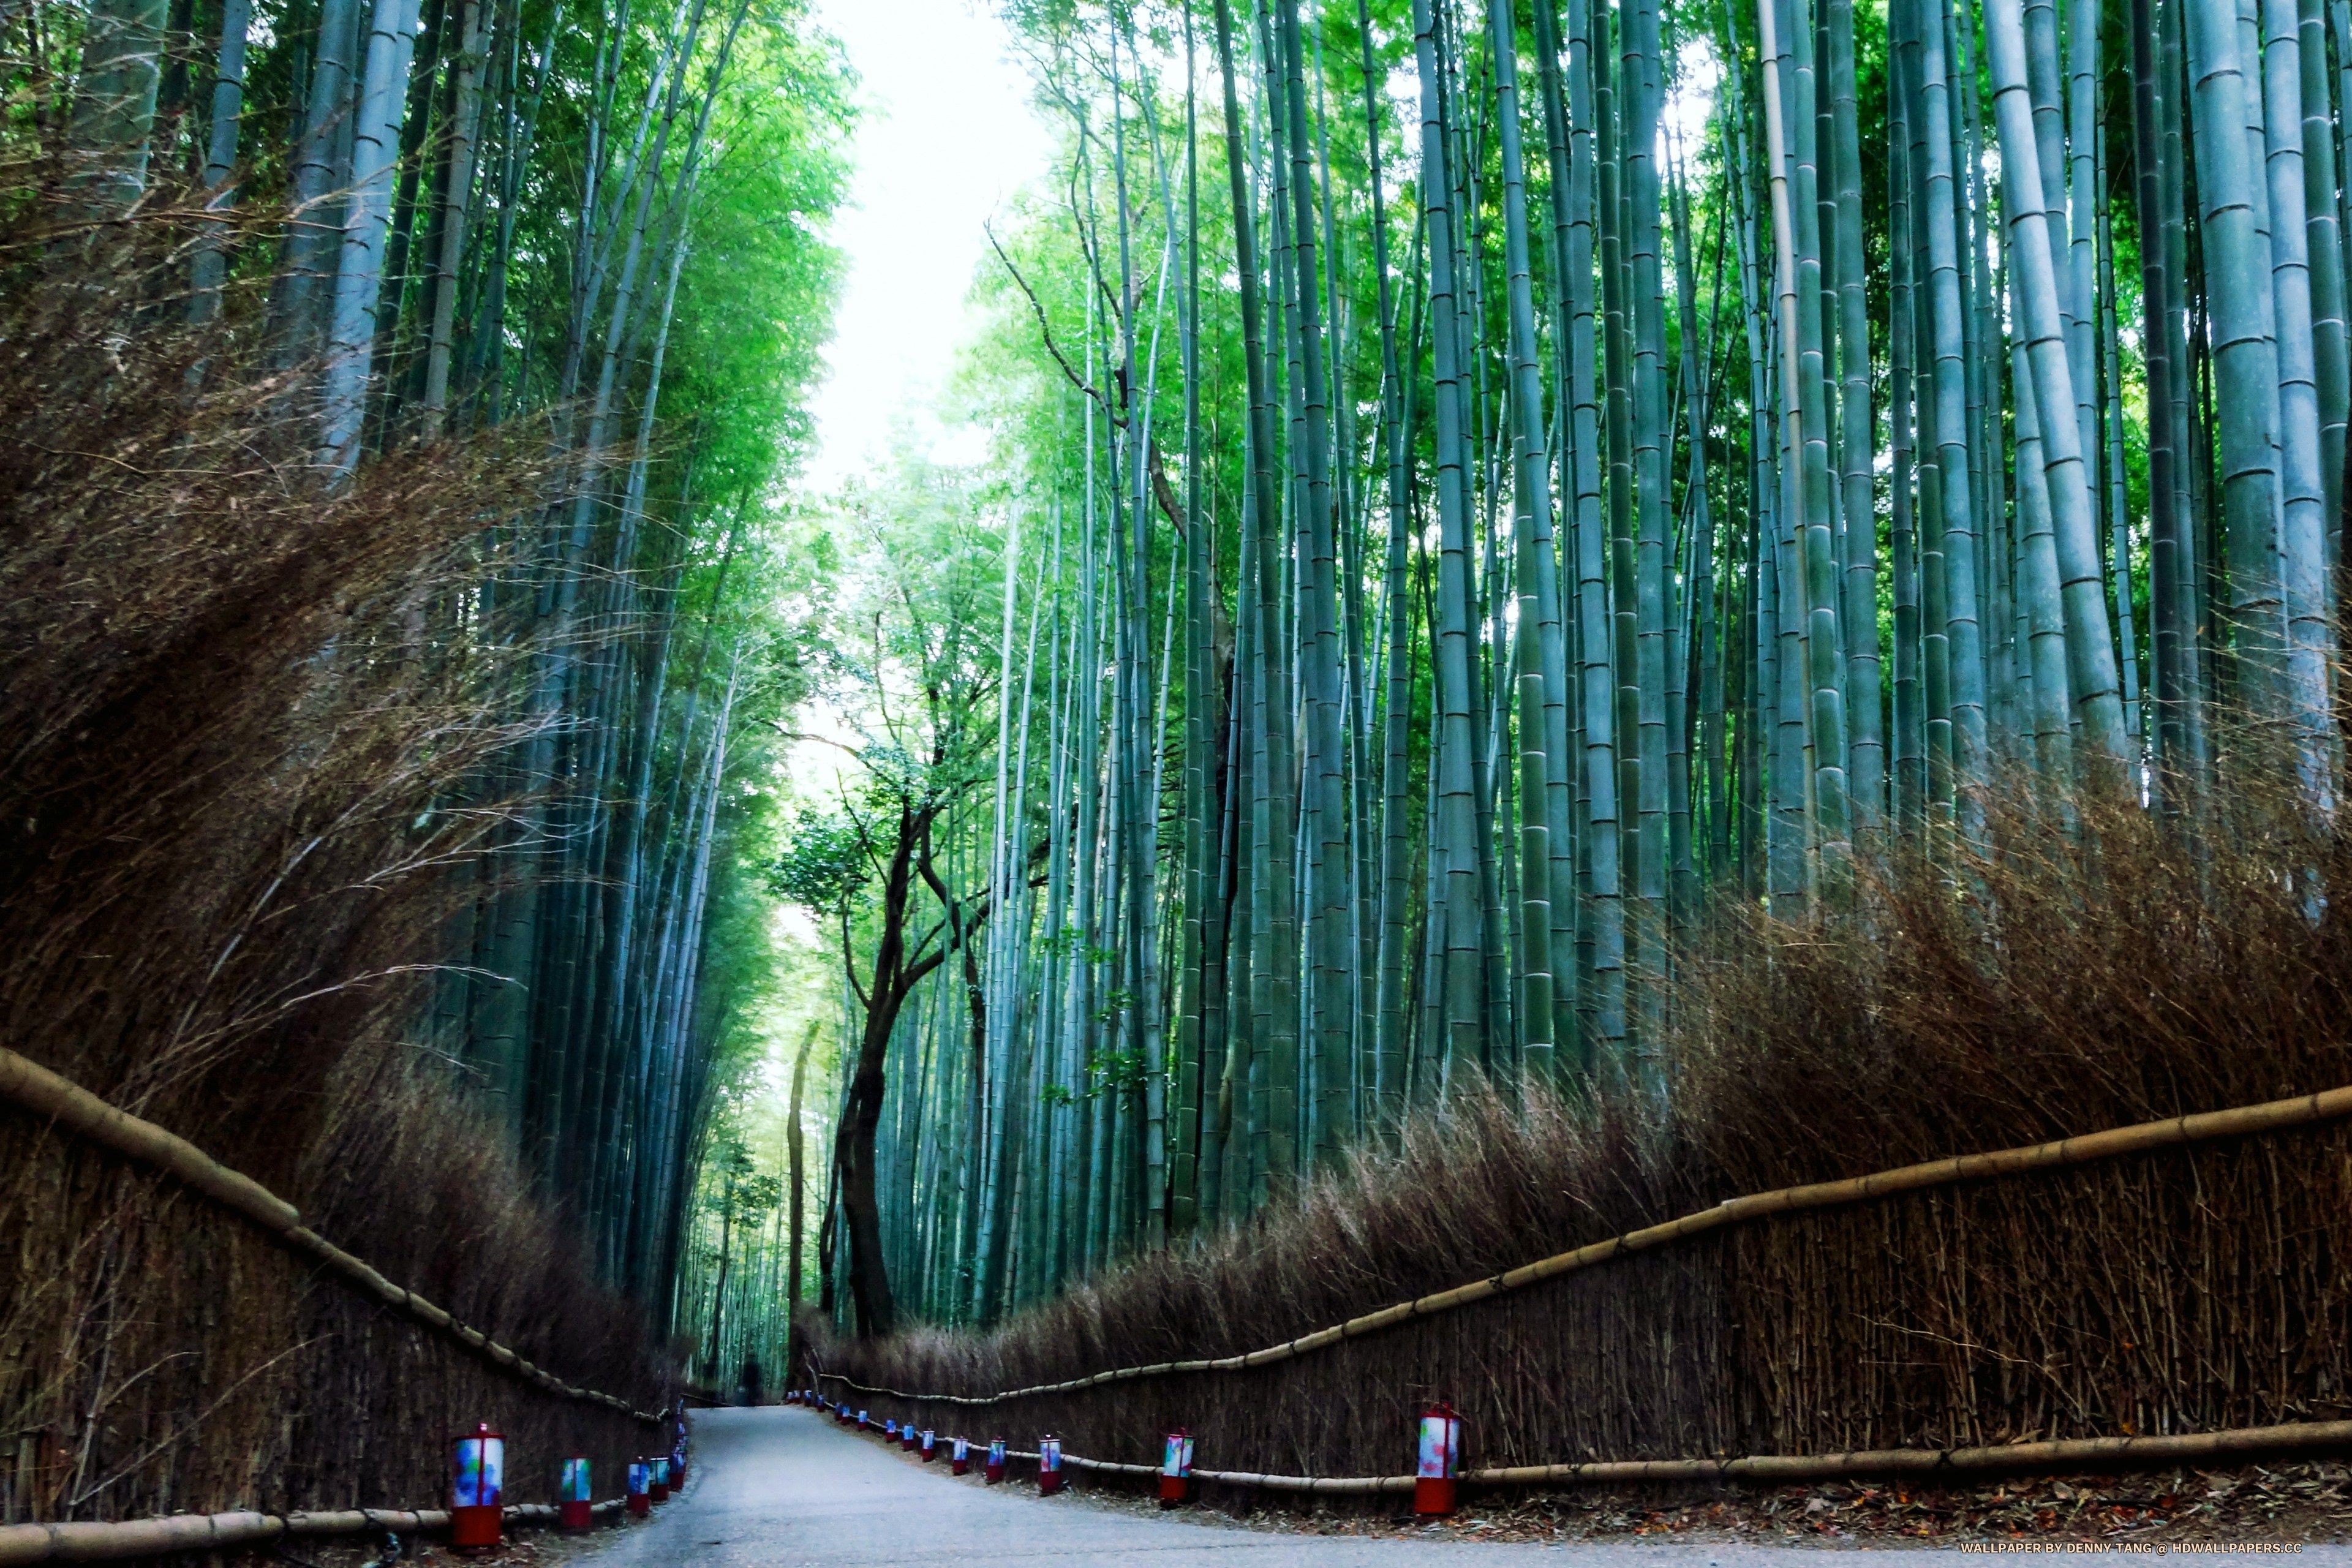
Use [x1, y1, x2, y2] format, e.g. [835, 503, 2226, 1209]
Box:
[625, 1459, 650, 1518]
[450, 1423, 504, 1551]
[951, 1436, 970, 1476]
[984, 1439, 1006, 1484]
[1414, 1403, 1461, 1517]
[921, 1429, 937, 1462]
[559, 1454, 593, 1531]
[1036, 1434, 1064, 1496]
[1158, 1428, 1193, 1507]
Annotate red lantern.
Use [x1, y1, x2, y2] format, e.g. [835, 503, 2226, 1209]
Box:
[921, 1429, 937, 1462]
[625, 1460, 650, 1518]
[950, 1436, 970, 1476]
[1158, 1428, 1194, 1507]
[559, 1455, 593, 1532]
[649, 1455, 671, 1504]
[984, 1439, 1006, 1484]
[1414, 1404, 1461, 1517]
[449, 1423, 505, 1551]
[1037, 1434, 1064, 1496]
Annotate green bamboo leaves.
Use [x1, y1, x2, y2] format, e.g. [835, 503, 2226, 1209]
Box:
[810, 0, 2352, 1332]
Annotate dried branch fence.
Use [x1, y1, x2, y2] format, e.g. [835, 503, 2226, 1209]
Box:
[0, 1047, 658, 1423]
[814, 1086, 2352, 1496]
[0, 1046, 666, 1544]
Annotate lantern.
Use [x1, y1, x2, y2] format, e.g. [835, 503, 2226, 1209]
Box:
[649, 1455, 670, 1504]
[625, 1460, 650, 1518]
[984, 1439, 1006, 1485]
[559, 1455, 593, 1532]
[951, 1436, 970, 1476]
[859, 1409, 870, 1430]
[900, 1422, 917, 1452]
[1158, 1428, 1194, 1507]
[1414, 1403, 1461, 1517]
[449, 1423, 504, 1550]
[884, 1419, 897, 1439]
[921, 1430, 937, 1462]
[1037, 1434, 1064, 1496]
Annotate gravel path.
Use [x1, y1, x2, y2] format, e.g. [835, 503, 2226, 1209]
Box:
[563, 1407, 2352, 1566]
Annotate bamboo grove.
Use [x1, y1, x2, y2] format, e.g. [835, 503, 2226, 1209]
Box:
[792, 0, 2352, 1338]
[5, 0, 849, 1329]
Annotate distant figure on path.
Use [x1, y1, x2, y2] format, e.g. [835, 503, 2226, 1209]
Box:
[742, 1354, 764, 1407]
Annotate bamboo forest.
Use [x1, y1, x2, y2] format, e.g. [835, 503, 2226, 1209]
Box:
[755, 0, 2352, 1346]
[13, 0, 2352, 1542]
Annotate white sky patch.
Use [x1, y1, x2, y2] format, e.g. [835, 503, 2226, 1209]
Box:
[804, 0, 1054, 492]
[1666, 35, 1723, 161]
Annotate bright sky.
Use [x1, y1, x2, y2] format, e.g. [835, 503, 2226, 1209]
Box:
[803, 0, 1055, 492]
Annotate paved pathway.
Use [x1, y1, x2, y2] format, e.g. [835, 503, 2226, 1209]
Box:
[568, 1408, 2350, 1567]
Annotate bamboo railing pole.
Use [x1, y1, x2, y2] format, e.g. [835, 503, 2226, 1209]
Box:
[0, 1502, 625, 1565]
[815, 1084, 2352, 1404]
[0, 1046, 662, 1423]
[896, 1417, 2352, 1502]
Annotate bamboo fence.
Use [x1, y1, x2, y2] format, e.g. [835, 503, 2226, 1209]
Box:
[828, 1403, 2352, 1494]
[0, 1499, 627, 1566]
[0, 1046, 660, 1426]
[816, 1084, 2352, 1494]
[820, 1085, 2352, 1402]
[0, 1045, 669, 1533]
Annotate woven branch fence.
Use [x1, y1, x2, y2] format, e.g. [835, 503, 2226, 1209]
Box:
[812, 1087, 2352, 1496]
[0, 1047, 669, 1534]
[818, 1400, 2352, 1493]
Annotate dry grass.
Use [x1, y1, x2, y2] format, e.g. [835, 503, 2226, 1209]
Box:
[816, 772, 2352, 1500]
[0, 188, 672, 1524]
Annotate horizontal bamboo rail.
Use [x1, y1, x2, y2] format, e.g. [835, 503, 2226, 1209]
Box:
[833, 1408, 2352, 1495]
[0, 1046, 663, 1426]
[816, 1084, 2352, 1406]
[0, 1499, 625, 1565]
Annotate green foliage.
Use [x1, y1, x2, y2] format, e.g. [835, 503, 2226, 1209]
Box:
[766, 812, 872, 913]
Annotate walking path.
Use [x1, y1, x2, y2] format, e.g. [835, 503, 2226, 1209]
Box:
[566, 1407, 2352, 1566]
